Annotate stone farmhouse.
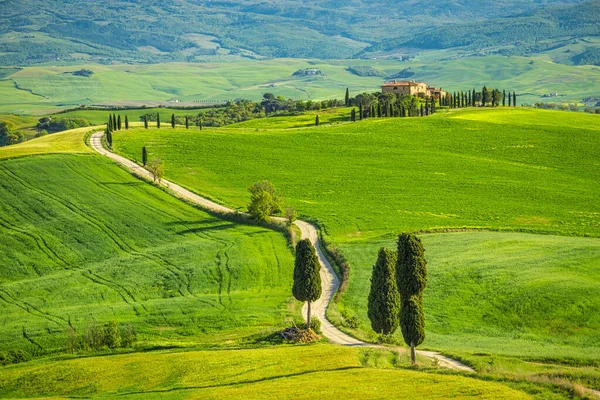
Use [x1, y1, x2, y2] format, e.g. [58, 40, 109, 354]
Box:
[382, 80, 446, 98]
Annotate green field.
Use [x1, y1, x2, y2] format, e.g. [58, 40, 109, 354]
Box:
[0, 345, 531, 399]
[113, 108, 600, 240]
[0, 148, 296, 354]
[111, 107, 600, 393]
[1, 55, 599, 114]
[0, 124, 548, 399]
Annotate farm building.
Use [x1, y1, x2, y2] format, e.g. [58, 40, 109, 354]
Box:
[382, 80, 446, 98]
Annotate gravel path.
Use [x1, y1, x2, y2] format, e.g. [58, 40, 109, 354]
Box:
[90, 131, 474, 372]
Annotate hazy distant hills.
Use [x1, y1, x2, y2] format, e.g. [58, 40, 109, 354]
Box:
[1, 0, 598, 64]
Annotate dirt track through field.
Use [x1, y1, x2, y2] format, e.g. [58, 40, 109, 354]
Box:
[90, 131, 474, 372]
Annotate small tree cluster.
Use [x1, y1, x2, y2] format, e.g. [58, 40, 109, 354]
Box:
[66, 320, 137, 353]
[247, 180, 282, 222]
[147, 157, 165, 183]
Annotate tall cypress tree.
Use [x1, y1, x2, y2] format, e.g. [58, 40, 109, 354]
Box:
[351, 108, 356, 122]
[198, 119, 203, 130]
[492, 90, 497, 108]
[359, 102, 363, 120]
[315, 115, 319, 126]
[482, 86, 488, 107]
[368, 248, 401, 336]
[377, 102, 381, 118]
[420, 104, 424, 117]
[472, 89, 476, 107]
[513, 92, 517, 107]
[125, 115, 129, 129]
[185, 116, 189, 129]
[108, 115, 113, 131]
[508, 92, 512, 107]
[345, 88, 350, 106]
[390, 103, 394, 117]
[171, 113, 175, 128]
[144, 116, 148, 129]
[113, 114, 117, 130]
[292, 239, 322, 329]
[157, 114, 161, 129]
[142, 146, 148, 166]
[397, 233, 427, 365]
[117, 115, 122, 130]
[503, 90, 506, 107]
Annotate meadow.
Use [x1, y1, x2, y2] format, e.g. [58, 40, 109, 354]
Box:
[0, 345, 531, 399]
[0, 123, 548, 399]
[1, 55, 600, 114]
[112, 107, 600, 392]
[0, 140, 296, 355]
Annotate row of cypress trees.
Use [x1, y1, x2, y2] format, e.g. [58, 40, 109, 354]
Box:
[350, 97, 437, 122]
[141, 113, 203, 130]
[367, 233, 427, 365]
[441, 88, 517, 108]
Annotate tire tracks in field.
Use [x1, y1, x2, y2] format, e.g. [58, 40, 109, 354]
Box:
[0, 287, 67, 326]
[0, 164, 150, 313]
[89, 131, 474, 372]
[61, 158, 226, 304]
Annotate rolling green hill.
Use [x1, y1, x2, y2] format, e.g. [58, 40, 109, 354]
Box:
[0, 137, 295, 356]
[0, 0, 587, 65]
[0, 124, 546, 399]
[1, 56, 599, 115]
[111, 107, 600, 392]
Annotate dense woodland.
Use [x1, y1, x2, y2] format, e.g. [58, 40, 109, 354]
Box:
[0, 0, 595, 64]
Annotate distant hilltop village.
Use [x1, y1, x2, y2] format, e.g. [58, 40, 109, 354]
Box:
[382, 80, 446, 99]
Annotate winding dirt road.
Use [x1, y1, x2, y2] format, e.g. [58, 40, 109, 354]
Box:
[90, 131, 473, 372]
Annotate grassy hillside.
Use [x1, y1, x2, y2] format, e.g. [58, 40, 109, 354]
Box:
[338, 232, 600, 358]
[112, 107, 600, 385]
[114, 108, 600, 240]
[1, 56, 599, 114]
[0, 144, 295, 355]
[0, 345, 531, 399]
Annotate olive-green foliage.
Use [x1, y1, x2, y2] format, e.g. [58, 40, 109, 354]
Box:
[399, 295, 425, 347]
[36, 117, 91, 134]
[0, 122, 23, 146]
[367, 248, 400, 335]
[171, 113, 175, 128]
[397, 233, 427, 351]
[147, 156, 164, 182]
[397, 233, 427, 298]
[292, 239, 321, 303]
[247, 180, 282, 222]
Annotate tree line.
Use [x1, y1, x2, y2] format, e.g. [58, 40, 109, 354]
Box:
[439, 87, 517, 108]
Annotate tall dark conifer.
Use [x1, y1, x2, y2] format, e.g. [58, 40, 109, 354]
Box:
[368, 248, 401, 335]
[171, 113, 175, 128]
[117, 115, 122, 130]
[157, 114, 161, 128]
[125, 115, 129, 129]
[503, 90, 506, 107]
[513, 92, 517, 107]
[351, 108, 356, 122]
[359, 102, 363, 120]
[397, 233, 427, 365]
[292, 239, 322, 329]
[144, 116, 148, 129]
[345, 88, 350, 106]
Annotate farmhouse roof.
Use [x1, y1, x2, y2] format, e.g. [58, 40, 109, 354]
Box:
[381, 80, 423, 87]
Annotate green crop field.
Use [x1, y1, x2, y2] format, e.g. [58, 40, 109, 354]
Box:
[112, 107, 600, 394]
[1, 55, 599, 115]
[0, 124, 548, 399]
[0, 345, 531, 399]
[114, 108, 600, 239]
[0, 140, 296, 355]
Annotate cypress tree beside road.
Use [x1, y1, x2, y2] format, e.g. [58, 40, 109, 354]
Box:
[397, 233, 427, 365]
[142, 146, 148, 166]
[125, 115, 129, 129]
[368, 248, 401, 336]
[292, 239, 322, 329]
[185, 116, 189, 129]
[157, 114, 161, 128]
[144, 116, 148, 129]
[503, 90, 506, 107]
[171, 113, 175, 128]
[513, 92, 517, 107]
[351, 108, 356, 122]
[117, 115, 122, 130]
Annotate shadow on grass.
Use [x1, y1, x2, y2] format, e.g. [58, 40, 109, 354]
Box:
[115, 366, 361, 396]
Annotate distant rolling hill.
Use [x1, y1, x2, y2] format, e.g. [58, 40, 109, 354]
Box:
[0, 0, 593, 64]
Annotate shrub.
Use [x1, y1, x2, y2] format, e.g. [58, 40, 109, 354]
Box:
[310, 317, 322, 334]
[247, 180, 282, 222]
